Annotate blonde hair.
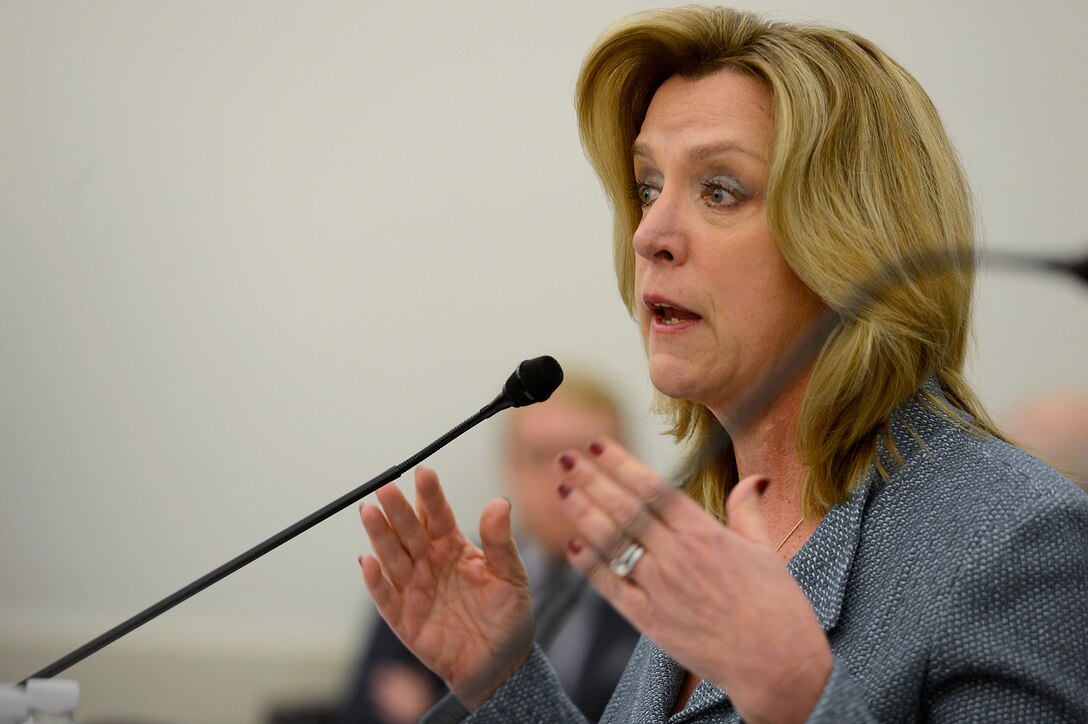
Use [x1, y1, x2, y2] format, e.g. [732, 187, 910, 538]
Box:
[575, 6, 1002, 517]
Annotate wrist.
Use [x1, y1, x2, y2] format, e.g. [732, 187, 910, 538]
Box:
[747, 647, 833, 724]
[452, 643, 534, 711]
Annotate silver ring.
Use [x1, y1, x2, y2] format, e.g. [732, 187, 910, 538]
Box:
[608, 542, 645, 579]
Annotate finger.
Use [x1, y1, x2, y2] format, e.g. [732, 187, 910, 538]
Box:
[360, 503, 415, 589]
[565, 537, 651, 622]
[375, 483, 429, 560]
[359, 554, 400, 621]
[479, 498, 526, 583]
[413, 467, 460, 539]
[557, 450, 663, 546]
[557, 478, 643, 561]
[582, 437, 705, 528]
[724, 474, 774, 548]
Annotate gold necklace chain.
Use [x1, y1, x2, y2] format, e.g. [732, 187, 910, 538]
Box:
[775, 516, 805, 552]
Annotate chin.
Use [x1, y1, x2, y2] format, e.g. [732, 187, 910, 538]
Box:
[647, 355, 705, 403]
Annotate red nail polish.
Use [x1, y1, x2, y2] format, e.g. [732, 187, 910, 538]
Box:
[566, 539, 582, 555]
[755, 477, 771, 495]
[557, 483, 571, 499]
[588, 440, 605, 456]
[558, 453, 575, 472]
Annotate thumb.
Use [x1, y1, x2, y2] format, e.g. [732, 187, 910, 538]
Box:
[480, 498, 527, 584]
[725, 475, 774, 548]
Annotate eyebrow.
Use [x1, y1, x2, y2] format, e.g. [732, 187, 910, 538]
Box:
[631, 141, 767, 163]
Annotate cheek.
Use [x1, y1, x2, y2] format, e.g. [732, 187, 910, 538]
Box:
[636, 305, 651, 337]
[633, 255, 649, 293]
[775, 265, 825, 324]
[633, 262, 650, 331]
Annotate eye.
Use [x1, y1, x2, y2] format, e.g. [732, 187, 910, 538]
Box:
[627, 180, 660, 209]
[700, 178, 744, 208]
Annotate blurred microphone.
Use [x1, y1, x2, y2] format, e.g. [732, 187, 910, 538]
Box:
[20, 356, 564, 684]
[731, 246, 1088, 433]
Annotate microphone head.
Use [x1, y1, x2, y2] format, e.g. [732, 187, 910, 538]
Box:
[503, 356, 564, 407]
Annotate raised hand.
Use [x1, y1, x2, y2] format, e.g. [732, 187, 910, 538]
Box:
[556, 438, 832, 723]
[359, 467, 535, 710]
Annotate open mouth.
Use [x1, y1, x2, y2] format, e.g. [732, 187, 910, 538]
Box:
[651, 302, 701, 326]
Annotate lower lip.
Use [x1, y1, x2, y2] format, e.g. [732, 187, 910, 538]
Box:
[649, 316, 702, 334]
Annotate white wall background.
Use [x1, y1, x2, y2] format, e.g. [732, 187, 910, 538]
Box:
[1, 1, 1085, 721]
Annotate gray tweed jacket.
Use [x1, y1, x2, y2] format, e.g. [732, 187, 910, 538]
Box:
[423, 382, 1088, 722]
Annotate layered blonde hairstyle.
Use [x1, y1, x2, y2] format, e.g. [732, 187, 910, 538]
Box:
[575, 6, 1001, 517]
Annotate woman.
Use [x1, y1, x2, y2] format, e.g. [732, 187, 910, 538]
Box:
[357, 7, 1088, 722]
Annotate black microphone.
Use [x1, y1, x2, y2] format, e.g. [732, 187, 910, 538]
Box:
[20, 356, 564, 684]
[495, 355, 565, 411]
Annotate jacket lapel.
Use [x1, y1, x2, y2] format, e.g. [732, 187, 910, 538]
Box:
[788, 477, 869, 632]
[606, 636, 684, 723]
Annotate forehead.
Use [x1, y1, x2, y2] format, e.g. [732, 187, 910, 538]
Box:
[635, 70, 772, 160]
[507, 394, 618, 446]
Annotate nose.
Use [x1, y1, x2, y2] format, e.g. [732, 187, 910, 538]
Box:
[631, 188, 687, 265]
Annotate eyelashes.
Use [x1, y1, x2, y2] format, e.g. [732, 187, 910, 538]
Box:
[699, 179, 744, 207]
[626, 180, 658, 208]
[626, 176, 747, 210]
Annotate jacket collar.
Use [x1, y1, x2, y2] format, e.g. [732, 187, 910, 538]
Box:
[787, 475, 869, 631]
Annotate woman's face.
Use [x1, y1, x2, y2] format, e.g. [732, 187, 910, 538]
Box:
[631, 71, 824, 422]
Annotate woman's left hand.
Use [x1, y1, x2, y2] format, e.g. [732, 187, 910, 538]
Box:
[555, 437, 832, 724]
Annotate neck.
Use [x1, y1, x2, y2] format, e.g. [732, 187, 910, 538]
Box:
[715, 368, 809, 477]
[712, 368, 813, 548]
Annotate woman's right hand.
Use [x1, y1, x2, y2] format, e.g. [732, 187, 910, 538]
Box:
[358, 466, 535, 711]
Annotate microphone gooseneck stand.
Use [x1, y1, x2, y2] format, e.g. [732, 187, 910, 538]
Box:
[19, 355, 564, 685]
[702, 247, 1088, 469]
[18, 246, 1087, 685]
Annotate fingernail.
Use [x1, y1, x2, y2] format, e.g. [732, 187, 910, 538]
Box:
[501, 496, 512, 509]
[566, 539, 582, 555]
[558, 453, 575, 472]
[587, 440, 605, 456]
[755, 477, 771, 495]
[557, 483, 571, 499]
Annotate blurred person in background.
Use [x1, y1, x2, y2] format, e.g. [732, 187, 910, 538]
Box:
[1005, 391, 1088, 492]
[339, 372, 640, 723]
